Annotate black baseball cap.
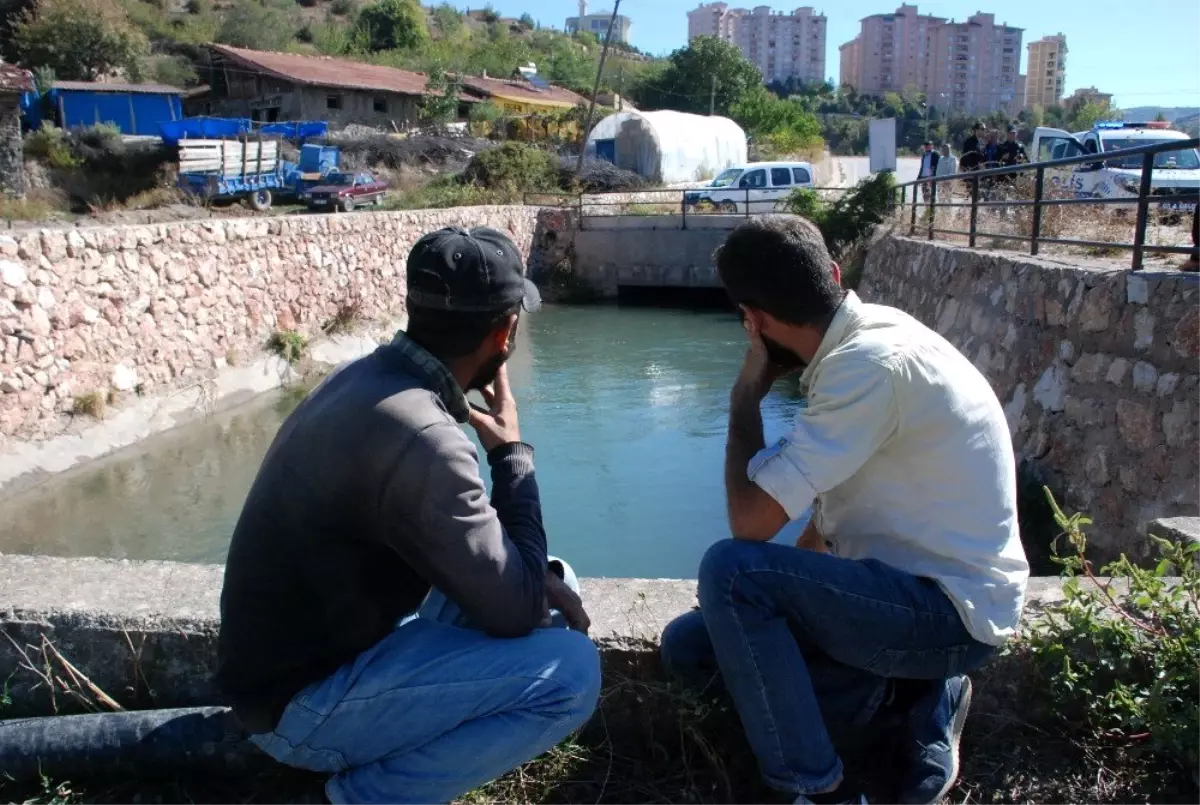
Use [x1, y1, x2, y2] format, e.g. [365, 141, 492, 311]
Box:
[406, 226, 541, 313]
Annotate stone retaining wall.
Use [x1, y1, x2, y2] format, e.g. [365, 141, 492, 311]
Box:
[0, 207, 554, 446]
[861, 237, 1199, 557]
[0, 554, 1071, 719]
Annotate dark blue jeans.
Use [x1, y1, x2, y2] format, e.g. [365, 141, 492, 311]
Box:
[661, 539, 995, 796]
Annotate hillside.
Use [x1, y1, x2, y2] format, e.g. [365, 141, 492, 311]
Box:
[1123, 105, 1200, 124]
[0, 0, 660, 97]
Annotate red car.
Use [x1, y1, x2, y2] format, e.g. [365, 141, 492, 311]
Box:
[306, 171, 389, 212]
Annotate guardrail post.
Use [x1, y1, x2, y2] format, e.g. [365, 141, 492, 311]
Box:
[927, 181, 937, 240]
[1030, 166, 1045, 256]
[910, 182, 919, 236]
[1131, 151, 1154, 270]
[969, 174, 979, 248]
[745, 187, 750, 219]
[681, 192, 688, 231]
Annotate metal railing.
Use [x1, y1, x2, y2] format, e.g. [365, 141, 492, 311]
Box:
[524, 184, 849, 230]
[892, 138, 1200, 270]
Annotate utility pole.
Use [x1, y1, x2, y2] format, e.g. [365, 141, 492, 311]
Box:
[709, 75, 717, 116]
[575, 0, 621, 174]
[617, 66, 624, 111]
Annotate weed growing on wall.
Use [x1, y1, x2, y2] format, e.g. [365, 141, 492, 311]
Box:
[1020, 488, 1200, 775]
[266, 331, 308, 365]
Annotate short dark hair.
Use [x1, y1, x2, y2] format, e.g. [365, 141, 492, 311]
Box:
[405, 304, 519, 361]
[715, 216, 844, 327]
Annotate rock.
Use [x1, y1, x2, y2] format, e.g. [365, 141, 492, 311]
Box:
[1116, 400, 1156, 452]
[36, 287, 56, 310]
[1, 260, 28, 288]
[1077, 285, 1113, 333]
[165, 263, 189, 283]
[1126, 274, 1149, 305]
[1156, 373, 1180, 397]
[1162, 401, 1196, 449]
[111, 363, 138, 392]
[1085, 447, 1109, 486]
[1133, 309, 1155, 351]
[0, 374, 22, 393]
[1106, 358, 1129, 386]
[1173, 307, 1199, 358]
[1131, 361, 1158, 394]
[1032, 364, 1067, 412]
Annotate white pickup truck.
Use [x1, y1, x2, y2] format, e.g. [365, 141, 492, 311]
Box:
[1031, 121, 1199, 212]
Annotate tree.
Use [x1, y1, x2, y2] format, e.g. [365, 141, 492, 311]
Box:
[356, 0, 427, 52]
[518, 13, 535, 30]
[1071, 101, 1120, 131]
[730, 85, 822, 157]
[152, 54, 199, 88]
[420, 65, 460, 124]
[215, 0, 295, 52]
[430, 2, 462, 36]
[633, 36, 762, 117]
[0, 0, 36, 62]
[12, 0, 146, 81]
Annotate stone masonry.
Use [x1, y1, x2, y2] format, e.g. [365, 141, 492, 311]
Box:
[0, 207, 553, 447]
[0, 62, 32, 199]
[860, 237, 1200, 559]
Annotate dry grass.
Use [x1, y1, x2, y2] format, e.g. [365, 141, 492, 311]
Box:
[899, 177, 1193, 266]
[321, 299, 367, 337]
[70, 392, 106, 421]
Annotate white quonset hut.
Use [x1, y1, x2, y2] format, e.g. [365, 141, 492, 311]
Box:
[584, 110, 748, 185]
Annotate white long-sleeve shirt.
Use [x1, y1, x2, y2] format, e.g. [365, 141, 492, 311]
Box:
[748, 292, 1029, 646]
[935, 153, 958, 177]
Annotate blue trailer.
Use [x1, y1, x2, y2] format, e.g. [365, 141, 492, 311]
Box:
[176, 138, 342, 210]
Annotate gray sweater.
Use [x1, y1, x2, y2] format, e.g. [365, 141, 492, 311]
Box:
[216, 335, 548, 733]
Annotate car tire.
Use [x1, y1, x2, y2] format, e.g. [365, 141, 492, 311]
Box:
[720, 200, 738, 214]
[343, 198, 356, 213]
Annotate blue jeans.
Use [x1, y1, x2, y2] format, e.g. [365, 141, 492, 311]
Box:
[251, 559, 601, 804]
[661, 540, 995, 796]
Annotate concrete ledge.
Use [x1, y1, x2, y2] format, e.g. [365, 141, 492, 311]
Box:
[0, 555, 1075, 719]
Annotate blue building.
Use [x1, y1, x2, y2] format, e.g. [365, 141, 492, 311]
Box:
[29, 82, 184, 136]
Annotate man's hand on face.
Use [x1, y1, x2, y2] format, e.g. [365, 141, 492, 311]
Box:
[468, 364, 521, 452]
[735, 308, 789, 401]
[542, 571, 591, 634]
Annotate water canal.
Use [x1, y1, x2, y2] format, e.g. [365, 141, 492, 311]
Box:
[0, 305, 809, 579]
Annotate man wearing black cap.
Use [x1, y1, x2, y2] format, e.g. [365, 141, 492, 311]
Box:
[216, 226, 601, 804]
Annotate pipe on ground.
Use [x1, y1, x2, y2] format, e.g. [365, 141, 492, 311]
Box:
[0, 707, 274, 783]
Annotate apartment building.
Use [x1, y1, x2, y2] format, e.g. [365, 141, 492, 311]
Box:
[1024, 34, 1067, 109]
[687, 3, 828, 85]
[926, 12, 1023, 116]
[1066, 86, 1113, 111]
[839, 5, 945, 95]
[838, 5, 1023, 116]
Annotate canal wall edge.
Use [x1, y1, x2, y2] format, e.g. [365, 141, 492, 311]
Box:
[0, 207, 573, 494]
[0, 553, 1077, 719]
[860, 236, 1199, 559]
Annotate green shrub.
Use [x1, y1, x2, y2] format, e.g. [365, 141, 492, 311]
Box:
[1021, 489, 1199, 774]
[461, 142, 558, 193]
[24, 124, 80, 170]
[266, 330, 308, 364]
[782, 171, 895, 261]
[330, 0, 357, 15]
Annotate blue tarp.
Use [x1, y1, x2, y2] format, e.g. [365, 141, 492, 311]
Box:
[259, 121, 328, 140]
[159, 118, 329, 145]
[159, 117, 252, 145]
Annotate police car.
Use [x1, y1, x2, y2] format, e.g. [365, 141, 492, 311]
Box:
[1031, 121, 1198, 212]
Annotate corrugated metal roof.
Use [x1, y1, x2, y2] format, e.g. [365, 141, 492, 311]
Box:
[0, 62, 33, 93]
[53, 81, 184, 94]
[460, 74, 585, 109]
[209, 44, 431, 96]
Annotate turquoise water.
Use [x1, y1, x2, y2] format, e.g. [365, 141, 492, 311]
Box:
[0, 306, 808, 579]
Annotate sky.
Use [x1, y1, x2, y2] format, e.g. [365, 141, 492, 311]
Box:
[475, 0, 1200, 110]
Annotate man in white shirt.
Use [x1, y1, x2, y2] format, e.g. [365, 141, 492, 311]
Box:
[661, 216, 1029, 805]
